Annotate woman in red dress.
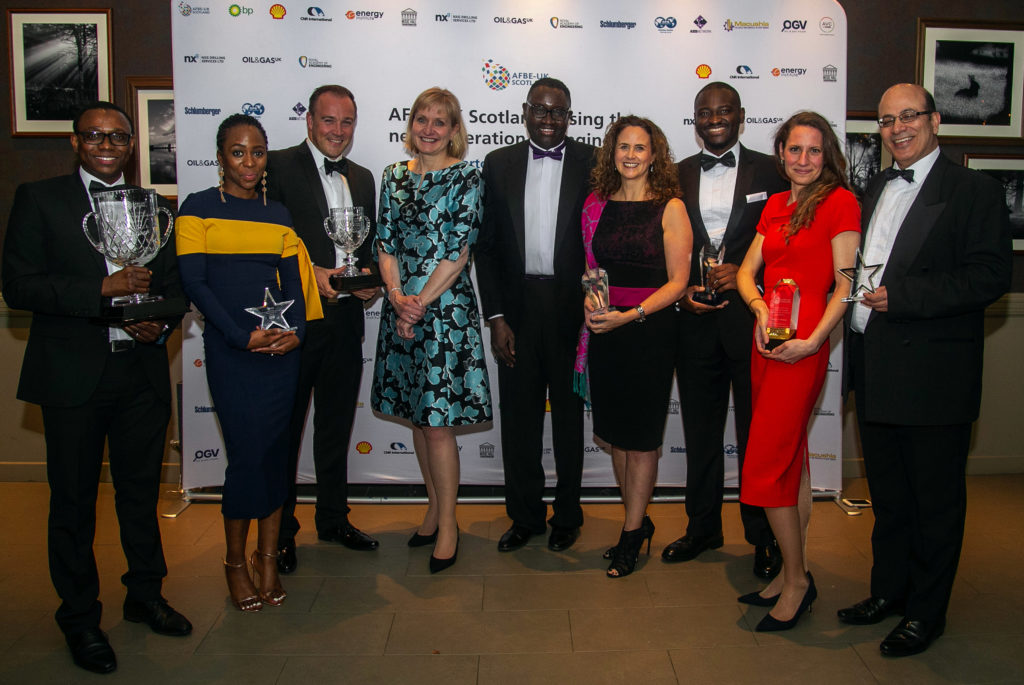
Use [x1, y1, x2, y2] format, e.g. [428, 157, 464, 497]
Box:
[736, 111, 860, 631]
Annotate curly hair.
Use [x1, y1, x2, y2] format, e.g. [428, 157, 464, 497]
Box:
[773, 111, 851, 239]
[216, 113, 267, 152]
[590, 115, 679, 203]
[404, 87, 468, 159]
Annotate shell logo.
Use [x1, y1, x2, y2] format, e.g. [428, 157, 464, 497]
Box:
[695, 64, 712, 79]
[269, 4, 286, 19]
[355, 441, 372, 454]
[346, 10, 355, 19]
[193, 359, 203, 367]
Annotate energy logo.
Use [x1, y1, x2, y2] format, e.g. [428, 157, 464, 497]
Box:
[482, 59, 511, 91]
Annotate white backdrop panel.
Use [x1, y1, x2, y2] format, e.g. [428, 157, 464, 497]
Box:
[172, 0, 847, 492]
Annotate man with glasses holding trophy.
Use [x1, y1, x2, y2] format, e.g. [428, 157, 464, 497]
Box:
[2, 101, 189, 674]
[664, 83, 787, 577]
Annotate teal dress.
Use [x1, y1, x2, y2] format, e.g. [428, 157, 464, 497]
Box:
[371, 161, 492, 426]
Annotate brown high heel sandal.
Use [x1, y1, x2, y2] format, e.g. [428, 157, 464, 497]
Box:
[250, 549, 287, 606]
[223, 558, 262, 612]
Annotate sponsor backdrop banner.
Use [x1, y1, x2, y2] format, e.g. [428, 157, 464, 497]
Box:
[172, 0, 847, 493]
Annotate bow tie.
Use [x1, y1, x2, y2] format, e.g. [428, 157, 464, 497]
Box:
[89, 180, 127, 194]
[324, 157, 349, 176]
[883, 166, 915, 183]
[700, 150, 736, 171]
[530, 143, 564, 161]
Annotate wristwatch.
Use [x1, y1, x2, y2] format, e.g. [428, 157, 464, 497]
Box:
[634, 304, 647, 323]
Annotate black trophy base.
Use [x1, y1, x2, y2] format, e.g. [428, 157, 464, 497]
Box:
[330, 272, 383, 292]
[766, 337, 789, 351]
[95, 296, 188, 324]
[693, 292, 724, 306]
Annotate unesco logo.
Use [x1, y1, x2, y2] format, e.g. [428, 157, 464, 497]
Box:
[241, 102, 265, 116]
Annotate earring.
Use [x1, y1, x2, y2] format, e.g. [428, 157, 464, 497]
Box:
[261, 170, 268, 206]
[217, 164, 226, 203]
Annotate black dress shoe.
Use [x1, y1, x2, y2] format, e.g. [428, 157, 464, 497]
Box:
[429, 534, 459, 574]
[277, 540, 297, 574]
[661, 532, 724, 563]
[66, 627, 117, 674]
[737, 589, 780, 607]
[408, 529, 439, 547]
[497, 524, 536, 552]
[123, 597, 192, 636]
[548, 526, 580, 551]
[319, 523, 380, 551]
[837, 596, 905, 625]
[880, 617, 945, 657]
[753, 539, 782, 579]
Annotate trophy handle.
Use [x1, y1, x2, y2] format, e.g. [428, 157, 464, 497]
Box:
[157, 207, 175, 246]
[81, 212, 103, 251]
[323, 215, 333, 234]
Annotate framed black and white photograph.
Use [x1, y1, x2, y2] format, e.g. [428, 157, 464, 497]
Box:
[128, 76, 176, 200]
[917, 19, 1024, 140]
[964, 153, 1024, 252]
[845, 113, 893, 199]
[7, 9, 112, 136]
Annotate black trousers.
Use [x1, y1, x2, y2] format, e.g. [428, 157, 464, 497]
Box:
[499, 279, 584, 532]
[675, 308, 772, 545]
[42, 350, 169, 635]
[280, 301, 364, 541]
[850, 332, 970, 622]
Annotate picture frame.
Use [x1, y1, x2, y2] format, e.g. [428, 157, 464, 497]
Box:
[916, 18, 1024, 141]
[127, 76, 177, 200]
[7, 9, 112, 136]
[845, 112, 893, 199]
[964, 153, 1024, 252]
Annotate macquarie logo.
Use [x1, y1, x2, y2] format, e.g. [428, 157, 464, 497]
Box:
[730, 65, 759, 80]
[550, 17, 582, 29]
[298, 55, 332, 68]
[723, 19, 769, 31]
[346, 10, 383, 20]
[781, 19, 807, 32]
[184, 106, 222, 116]
[302, 6, 331, 21]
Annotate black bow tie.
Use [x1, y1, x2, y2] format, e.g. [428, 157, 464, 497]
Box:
[700, 150, 735, 171]
[883, 167, 915, 183]
[89, 180, 127, 194]
[530, 143, 564, 161]
[324, 157, 349, 176]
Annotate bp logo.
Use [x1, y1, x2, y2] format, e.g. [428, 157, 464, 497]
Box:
[482, 59, 510, 91]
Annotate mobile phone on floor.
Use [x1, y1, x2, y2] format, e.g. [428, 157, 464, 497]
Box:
[842, 498, 872, 508]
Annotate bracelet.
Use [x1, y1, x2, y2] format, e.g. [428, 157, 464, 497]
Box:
[747, 297, 765, 312]
[388, 287, 401, 299]
[634, 304, 647, 323]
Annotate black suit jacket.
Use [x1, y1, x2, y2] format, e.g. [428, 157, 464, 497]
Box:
[676, 145, 787, 353]
[849, 152, 1012, 425]
[2, 173, 180, 407]
[475, 138, 596, 340]
[266, 141, 377, 333]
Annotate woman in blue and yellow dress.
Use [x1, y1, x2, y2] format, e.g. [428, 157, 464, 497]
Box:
[373, 87, 491, 574]
[177, 114, 322, 612]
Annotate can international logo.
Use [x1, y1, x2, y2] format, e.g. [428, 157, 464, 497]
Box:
[482, 59, 511, 91]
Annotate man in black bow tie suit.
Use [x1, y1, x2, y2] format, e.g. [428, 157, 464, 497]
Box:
[266, 85, 380, 572]
[476, 78, 596, 552]
[839, 83, 1011, 657]
[3, 101, 190, 674]
[662, 82, 787, 576]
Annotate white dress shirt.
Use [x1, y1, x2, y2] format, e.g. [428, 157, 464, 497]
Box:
[523, 141, 565, 276]
[698, 142, 740, 249]
[851, 146, 942, 333]
[306, 138, 354, 269]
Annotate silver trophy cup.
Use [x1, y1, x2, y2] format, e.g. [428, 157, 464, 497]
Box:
[323, 206, 372, 277]
[82, 188, 174, 304]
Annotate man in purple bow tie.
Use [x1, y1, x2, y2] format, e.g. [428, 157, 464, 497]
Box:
[476, 78, 596, 553]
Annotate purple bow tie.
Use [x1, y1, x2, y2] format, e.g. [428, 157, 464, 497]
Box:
[530, 143, 565, 161]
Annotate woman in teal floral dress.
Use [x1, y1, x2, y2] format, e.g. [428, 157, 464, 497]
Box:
[373, 87, 491, 573]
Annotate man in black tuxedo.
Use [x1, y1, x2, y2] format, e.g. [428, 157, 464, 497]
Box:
[839, 84, 1011, 657]
[662, 83, 787, 577]
[267, 85, 380, 573]
[2, 102, 191, 674]
[476, 78, 596, 552]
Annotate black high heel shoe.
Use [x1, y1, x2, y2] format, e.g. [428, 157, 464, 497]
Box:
[408, 528, 439, 547]
[754, 572, 817, 632]
[737, 590, 780, 607]
[606, 524, 654, 579]
[603, 515, 654, 560]
[429, 533, 459, 574]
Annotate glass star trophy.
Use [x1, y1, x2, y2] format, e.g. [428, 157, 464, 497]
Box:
[245, 287, 296, 331]
[82, 187, 187, 322]
[693, 241, 726, 305]
[837, 249, 883, 303]
[323, 206, 382, 292]
[581, 267, 610, 313]
[765, 278, 799, 350]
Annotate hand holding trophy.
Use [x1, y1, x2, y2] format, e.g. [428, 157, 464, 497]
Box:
[581, 267, 610, 313]
[323, 206, 383, 292]
[837, 248, 883, 303]
[693, 241, 726, 305]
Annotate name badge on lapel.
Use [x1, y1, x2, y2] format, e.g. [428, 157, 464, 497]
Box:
[746, 191, 768, 203]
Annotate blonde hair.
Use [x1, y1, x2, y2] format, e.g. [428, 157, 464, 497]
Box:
[404, 87, 468, 159]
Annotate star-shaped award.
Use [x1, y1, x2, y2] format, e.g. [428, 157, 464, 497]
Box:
[244, 287, 296, 330]
[837, 249, 883, 303]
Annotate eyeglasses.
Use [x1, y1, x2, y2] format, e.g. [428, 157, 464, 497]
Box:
[877, 110, 932, 128]
[526, 104, 569, 121]
[76, 129, 132, 146]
